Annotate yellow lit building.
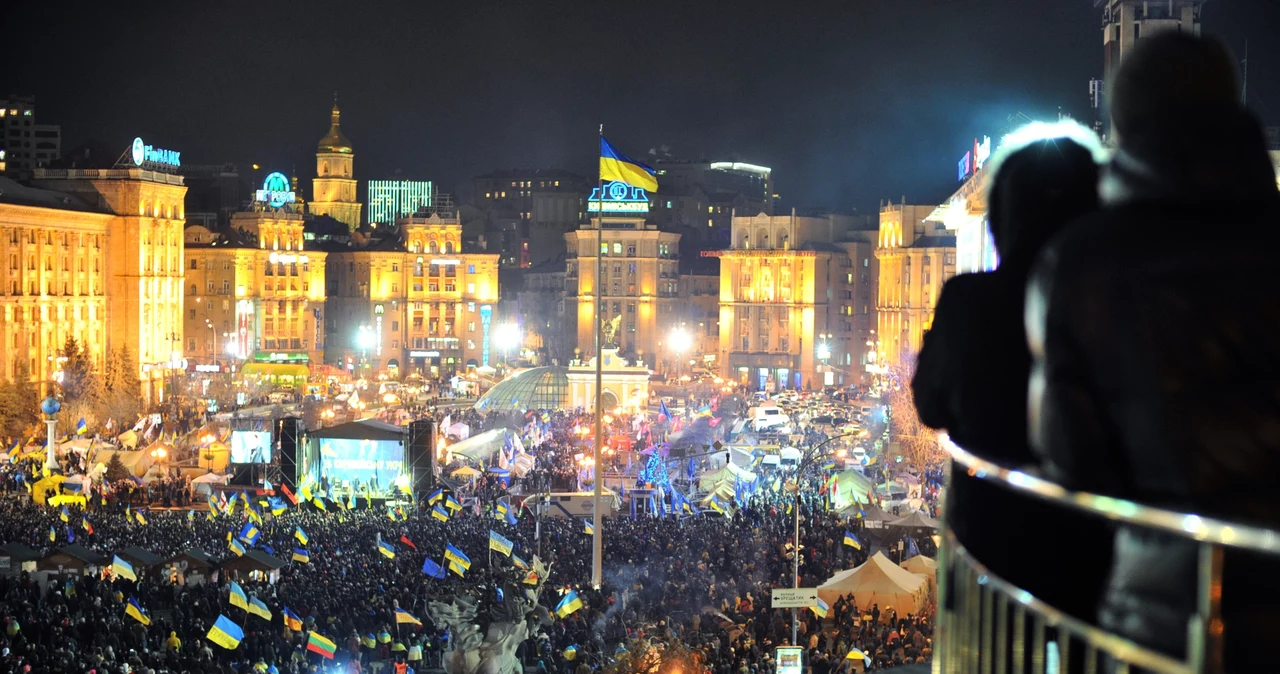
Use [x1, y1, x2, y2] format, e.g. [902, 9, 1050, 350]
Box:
[564, 211, 681, 370]
[324, 211, 500, 378]
[26, 167, 187, 403]
[310, 103, 362, 231]
[0, 178, 113, 390]
[182, 201, 328, 385]
[875, 200, 954, 365]
[715, 212, 875, 390]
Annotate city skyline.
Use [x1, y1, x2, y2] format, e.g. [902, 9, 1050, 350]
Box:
[8, 1, 1276, 213]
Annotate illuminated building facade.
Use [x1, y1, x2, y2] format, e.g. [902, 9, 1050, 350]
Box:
[323, 211, 500, 378]
[0, 178, 113, 390]
[183, 191, 328, 385]
[676, 258, 721, 371]
[565, 184, 681, 370]
[29, 167, 188, 403]
[715, 212, 874, 391]
[310, 103, 363, 231]
[367, 179, 433, 227]
[875, 200, 954, 365]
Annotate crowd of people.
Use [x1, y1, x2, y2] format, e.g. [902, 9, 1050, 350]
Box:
[0, 392, 937, 674]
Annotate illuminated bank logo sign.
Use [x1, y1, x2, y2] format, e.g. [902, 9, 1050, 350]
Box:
[130, 137, 181, 168]
[957, 136, 992, 182]
[588, 181, 650, 214]
[255, 172, 296, 209]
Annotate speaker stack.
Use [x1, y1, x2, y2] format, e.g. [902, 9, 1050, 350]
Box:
[407, 419, 437, 501]
[276, 417, 300, 492]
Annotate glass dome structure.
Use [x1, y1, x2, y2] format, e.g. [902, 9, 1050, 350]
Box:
[473, 367, 570, 412]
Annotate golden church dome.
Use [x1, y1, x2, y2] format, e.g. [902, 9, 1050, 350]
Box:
[317, 103, 353, 154]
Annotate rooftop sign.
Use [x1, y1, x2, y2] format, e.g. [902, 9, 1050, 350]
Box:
[131, 137, 180, 168]
[588, 181, 650, 214]
[255, 171, 296, 209]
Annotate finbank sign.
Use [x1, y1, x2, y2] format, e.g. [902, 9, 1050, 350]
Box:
[131, 137, 181, 167]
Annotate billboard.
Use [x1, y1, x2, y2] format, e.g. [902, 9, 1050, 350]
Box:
[318, 438, 404, 492]
[230, 430, 272, 464]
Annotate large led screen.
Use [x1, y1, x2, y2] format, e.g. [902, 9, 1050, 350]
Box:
[230, 430, 272, 464]
[318, 438, 404, 491]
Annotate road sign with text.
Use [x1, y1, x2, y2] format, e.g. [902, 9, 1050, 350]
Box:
[771, 588, 818, 608]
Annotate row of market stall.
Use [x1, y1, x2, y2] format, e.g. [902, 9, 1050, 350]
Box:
[0, 541, 286, 586]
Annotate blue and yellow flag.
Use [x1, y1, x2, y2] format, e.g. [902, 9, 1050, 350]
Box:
[229, 538, 246, 557]
[125, 596, 150, 625]
[76, 418, 87, 435]
[377, 540, 396, 559]
[60, 506, 69, 523]
[238, 522, 260, 546]
[600, 137, 658, 192]
[444, 543, 471, 570]
[248, 596, 272, 621]
[583, 519, 594, 535]
[294, 526, 308, 545]
[427, 488, 444, 505]
[292, 547, 310, 564]
[444, 497, 462, 512]
[488, 530, 513, 557]
[111, 555, 137, 581]
[555, 590, 584, 618]
[135, 510, 147, 526]
[394, 608, 422, 625]
[812, 597, 830, 619]
[432, 505, 449, 522]
[228, 581, 249, 610]
[282, 606, 303, 631]
[448, 558, 468, 577]
[843, 531, 862, 550]
[207, 615, 244, 649]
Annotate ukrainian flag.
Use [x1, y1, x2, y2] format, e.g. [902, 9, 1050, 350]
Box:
[361, 633, 377, 649]
[555, 590, 584, 618]
[846, 648, 868, 662]
[448, 558, 468, 577]
[125, 596, 150, 625]
[431, 505, 449, 522]
[444, 543, 471, 570]
[292, 547, 310, 564]
[812, 598, 829, 619]
[238, 522, 260, 546]
[282, 606, 303, 631]
[207, 615, 244, 649]
[488, 530, 513, 557]
[76, 418, 87, 435]
[599, 137, 658, 192]
[583, 519, 594, 535]
[395, 608, 422, 625]
[248, 596, 272, 621]
[428, 488, 444, 505]
[512, 554, 529, 570]
[564, 645, 578, 661]
[111, 555, 137, 581]
[843, 531, 862, 550]
[377, 540, 396, 559]
[229, 581, 249, 610]
[294, 526, 308, 545]
[229, 538, 246, 557]
[60, 506, 69, 523]
[444, 497, 462, 512]
[135, 510, 147, 526]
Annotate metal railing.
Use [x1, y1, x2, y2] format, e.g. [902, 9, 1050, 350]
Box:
[935, 437, 1280, 674]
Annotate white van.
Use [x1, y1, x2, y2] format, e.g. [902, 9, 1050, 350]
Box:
[748, 405, 791, 432]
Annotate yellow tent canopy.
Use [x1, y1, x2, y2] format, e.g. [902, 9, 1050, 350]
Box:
[450, 465, 482, 478]
[31, 475, 67, 505]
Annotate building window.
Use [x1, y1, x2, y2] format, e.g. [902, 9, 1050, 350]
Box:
[468, 264, 476, 274]
[190, 259, 198, 269]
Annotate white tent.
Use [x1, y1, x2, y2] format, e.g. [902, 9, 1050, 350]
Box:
[191, 472, 229, 496]
[817, 551, 929, 615]
[779, 446, 802, 462]
[900, 555, 938, 594]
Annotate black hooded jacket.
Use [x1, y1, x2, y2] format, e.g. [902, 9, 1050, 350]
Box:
[1026, 106, 1280, 664]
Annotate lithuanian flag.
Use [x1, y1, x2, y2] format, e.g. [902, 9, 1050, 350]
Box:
[307, 631, 337, 659]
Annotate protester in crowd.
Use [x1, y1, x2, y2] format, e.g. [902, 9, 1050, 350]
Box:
[1027, 31, 1280, 666]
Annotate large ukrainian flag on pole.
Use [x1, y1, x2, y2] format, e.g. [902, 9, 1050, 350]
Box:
[599, 137, 658, 192]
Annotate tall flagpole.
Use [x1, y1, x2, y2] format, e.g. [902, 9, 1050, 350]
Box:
[592, 124, 605, 589]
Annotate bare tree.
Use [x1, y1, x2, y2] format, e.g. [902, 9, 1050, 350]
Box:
[886, 361, 945, 475]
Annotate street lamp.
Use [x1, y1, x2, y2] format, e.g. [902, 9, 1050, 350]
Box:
[786, 431, 859, 645]
[669, 328, 692, 381]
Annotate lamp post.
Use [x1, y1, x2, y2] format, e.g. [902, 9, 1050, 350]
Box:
[356, 325, 376, 381]
[494, 323, 521, 373]
[786, 431, 859, 645]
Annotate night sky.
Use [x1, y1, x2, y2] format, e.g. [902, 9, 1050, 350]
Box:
[7, 0, 1278, 213]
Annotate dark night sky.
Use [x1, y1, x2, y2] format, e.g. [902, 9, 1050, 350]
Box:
[6, 0, 1278, 212]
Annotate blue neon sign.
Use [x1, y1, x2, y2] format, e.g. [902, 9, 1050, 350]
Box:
[255, 172, 296, 209]
[480, 305, 493, 366]
[588, 181, 650, 213]
[131, 137, 181, 167]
